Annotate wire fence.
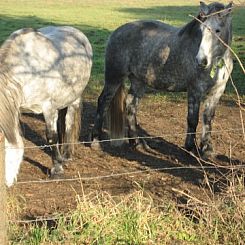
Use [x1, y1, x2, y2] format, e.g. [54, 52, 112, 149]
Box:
[6, 125, 244, 224]
[2, 126, 243, 184]
[4, 4, 245, 231]
[4, 127, 244, 150]
[15, 165, 245, 185]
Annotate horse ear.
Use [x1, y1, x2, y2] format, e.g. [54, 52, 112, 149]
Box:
[226, 2, 233, 13]
[221, 1, 233, 17]
[200, 1, 209, 17]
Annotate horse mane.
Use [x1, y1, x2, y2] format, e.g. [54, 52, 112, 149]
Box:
[178, 15, 202, 37]
[0, 73, 22, 145]
[0, 35, 23, 144]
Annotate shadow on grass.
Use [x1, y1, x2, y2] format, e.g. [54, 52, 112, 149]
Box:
[117, 5, 245, 36]
[118, 5, 198, 24]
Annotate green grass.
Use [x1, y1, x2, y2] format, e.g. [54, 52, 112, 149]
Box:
[9, 176, 245, 244]
[0, 0, 244, 94]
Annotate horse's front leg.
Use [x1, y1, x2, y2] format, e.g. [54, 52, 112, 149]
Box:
[200, 102, 216, 158]
[43, 107, 64, 176]
[185, 92, 201, 152]
[201, 54, 233, 158]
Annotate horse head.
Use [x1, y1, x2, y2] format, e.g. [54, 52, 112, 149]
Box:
[196, 1, 233, 69]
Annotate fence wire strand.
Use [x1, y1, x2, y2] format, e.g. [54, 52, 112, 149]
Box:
[15, 164, 245, 185]
[3, 127, 244, 150]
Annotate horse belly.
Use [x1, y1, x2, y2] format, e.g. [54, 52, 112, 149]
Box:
[21, 74, 87, 113]
[146, 64, 188, 92]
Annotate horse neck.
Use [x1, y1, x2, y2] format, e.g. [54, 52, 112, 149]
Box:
[0, 72, 22, 145]
[176, 17, 202, 57]
[178, 17, 201, 43]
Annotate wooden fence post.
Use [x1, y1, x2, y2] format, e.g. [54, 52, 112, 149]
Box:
[0, 133, 7, 244]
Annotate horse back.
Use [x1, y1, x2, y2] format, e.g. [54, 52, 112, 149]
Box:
[108, 20, 176, 48]
[105, 20, 189, 91]
[1, 26, 92, 113]
[38, 26, 92, 59]
[106, 20, 177, 67]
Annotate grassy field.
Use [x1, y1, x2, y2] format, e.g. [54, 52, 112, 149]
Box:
[1, 1, 244, 244]
[0, 0, 244, 93]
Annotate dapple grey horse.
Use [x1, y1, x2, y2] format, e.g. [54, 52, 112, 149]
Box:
[0, 26, 92, 186]
[91, 2, 233, 158]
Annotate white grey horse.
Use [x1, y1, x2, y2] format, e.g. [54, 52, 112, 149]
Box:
[0, 26, 92, 186]
[90, 2, 233, 158]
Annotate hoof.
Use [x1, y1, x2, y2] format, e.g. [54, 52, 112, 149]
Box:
[201, 150, 215, 161]
[62, 153, 72, 162]
[86, 130, 95, 146]
[50, 164, 64, 177]
[129, 138, 151, 152]
[90, 138, 102, 151]
[135, 142, 151, 151]
[200, 143, 215, 160]
[63, 157, 72, 162]
[86, 131, 99, 148]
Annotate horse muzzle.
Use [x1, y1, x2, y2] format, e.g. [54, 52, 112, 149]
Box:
[196, 57, 209, 69]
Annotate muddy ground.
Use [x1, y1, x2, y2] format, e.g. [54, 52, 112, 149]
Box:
[9, 92, 245, 219]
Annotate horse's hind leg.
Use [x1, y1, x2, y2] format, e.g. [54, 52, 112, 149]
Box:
[200, 54, 233, 158]
[43, 106, 64, 176]
[126, 75, 146, 148]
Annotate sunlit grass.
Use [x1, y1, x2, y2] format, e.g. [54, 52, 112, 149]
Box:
[0, 0, 244, 94]
[9, 175, 245, 244]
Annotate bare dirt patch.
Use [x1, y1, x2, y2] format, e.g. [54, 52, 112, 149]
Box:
[9, 93, 245, 219]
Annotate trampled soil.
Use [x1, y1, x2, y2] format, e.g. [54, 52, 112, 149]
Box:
[9, 92, 245, 219]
